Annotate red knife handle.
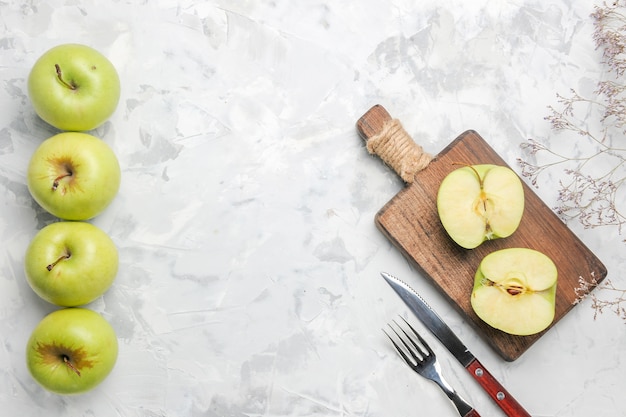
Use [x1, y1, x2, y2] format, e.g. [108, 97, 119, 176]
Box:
[466, 359, 531, 417]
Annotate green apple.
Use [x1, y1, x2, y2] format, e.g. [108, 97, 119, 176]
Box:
[24, 221, 118, 307]
[471, 248, 558, 336]
[27, 132, 121, 220]
[28, 43, 120, 131]
[26, 307, 118, 394]
[437, 164, 525, 249]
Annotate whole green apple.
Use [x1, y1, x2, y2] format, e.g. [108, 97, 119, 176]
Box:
[27, 132, 121, 220]
[25, 221, 118, 307]
[26, 307, 118, 394]
[28, 43, 120, 131]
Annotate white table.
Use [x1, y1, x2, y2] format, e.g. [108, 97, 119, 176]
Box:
[0, 1, 623, 415]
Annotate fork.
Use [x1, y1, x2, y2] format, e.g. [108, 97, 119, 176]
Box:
[384, 317, 481, 417]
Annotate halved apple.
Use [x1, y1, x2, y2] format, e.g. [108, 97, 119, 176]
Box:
[437, 164, 524, 249]
[471, 248, 558, 336]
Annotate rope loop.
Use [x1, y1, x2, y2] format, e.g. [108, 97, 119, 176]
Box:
[366, 118, 432, 183]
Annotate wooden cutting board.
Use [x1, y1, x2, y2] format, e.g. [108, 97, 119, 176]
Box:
[358, 104, 608, 361]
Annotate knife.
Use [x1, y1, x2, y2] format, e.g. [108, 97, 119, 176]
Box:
[381, 272, 532, 417]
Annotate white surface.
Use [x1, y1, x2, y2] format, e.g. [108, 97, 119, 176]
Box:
[0, 1, 624, 416]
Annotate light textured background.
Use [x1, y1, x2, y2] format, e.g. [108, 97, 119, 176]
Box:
[1, 1, 624, 416]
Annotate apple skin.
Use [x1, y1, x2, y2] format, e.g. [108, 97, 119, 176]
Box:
[471, 248, 558, 336]
[27, 132, 121, 220]
[25, 221, 118, 307]
[26, 307, 118, 394]
[28, 43, 120, 131]
[437, 164, 525, 249]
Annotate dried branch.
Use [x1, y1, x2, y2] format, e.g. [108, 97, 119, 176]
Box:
[520, 2, 626, 321]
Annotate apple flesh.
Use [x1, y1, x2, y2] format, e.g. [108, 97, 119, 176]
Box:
[25, 221, 118, 307]
[26, 308, 118, 394]
[27, 132, 121, 220]
[28, 43, 120, 131]
[471, 248, 558, 336]
[437, 164, 525, 249]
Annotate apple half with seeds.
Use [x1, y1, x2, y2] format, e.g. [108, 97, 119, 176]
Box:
[26, 307, 118, 394]
[437, 164, 525, 249]
[471, 248, 558, 336]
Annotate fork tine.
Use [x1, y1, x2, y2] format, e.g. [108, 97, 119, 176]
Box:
[392, 318, 429, 361]
[382, 326, 414, 366]
[390, 320, 421, 358]
[399, 316, 433, 357]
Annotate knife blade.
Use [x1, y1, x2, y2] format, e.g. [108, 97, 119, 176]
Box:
[381, 272, 531, 417]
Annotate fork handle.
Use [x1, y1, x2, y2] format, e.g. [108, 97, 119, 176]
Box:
[430, 373, 480, 417]
[466, 359, 531, 417]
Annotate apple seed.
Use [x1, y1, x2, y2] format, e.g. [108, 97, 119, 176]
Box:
[481, 278, 527, 296]
[506, 285, 524, 296]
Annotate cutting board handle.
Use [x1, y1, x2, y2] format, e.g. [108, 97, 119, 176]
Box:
[356, 104, 432, 183]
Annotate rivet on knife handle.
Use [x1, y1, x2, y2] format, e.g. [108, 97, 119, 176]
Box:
[466, 359, 530, 417]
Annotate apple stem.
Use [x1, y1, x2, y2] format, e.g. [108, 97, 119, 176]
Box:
[454, 162, 492, 227]
[55, 64, 77, 90]
[451, 162, 485, 188]
[52, 171, 73, 191]
[63, 355, 81, 377]
[47, 253, 71, 271]
[467, 165, 484, 188]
